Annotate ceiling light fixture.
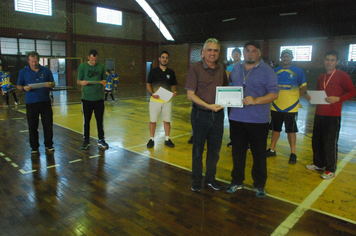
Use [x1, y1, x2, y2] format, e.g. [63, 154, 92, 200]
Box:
[222, 17, 236, 22]
[279, 12, 297, 16]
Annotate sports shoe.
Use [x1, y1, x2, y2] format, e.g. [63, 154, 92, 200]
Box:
[31, 149, 39, 154]
[188, 136, 193, 144]
[254, 188, 266, 199]
[289, 153, 297, 164]
[81, 140, 90, 150]
[321, 171, 335, 179]
[14, 101, 19, 105]
[226, 184, 243, 193]
[147, 139, 154, 148]
[227, 142, 232, 147]
[191, 181, 201, 192]
[98, 139, 109, 149]
[205, 180, 222, 191]
[306, 163, 325, 171]
[266, 148, 276, 157]
[164, 139, 175, 148]
[45, 146, 55, 152]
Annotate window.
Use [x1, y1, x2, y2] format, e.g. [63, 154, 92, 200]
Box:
[19, 39, 35, 55]
[0, 38, 18, 55]
[227, 47, 244, 61]
[280, 45, 313, 61]
[348, 44, 356, 61]
[52, 41, 66, 56]
[36, 40, 51, 56]
[14, 0, 52, 16]
[97, 7, 122, 26]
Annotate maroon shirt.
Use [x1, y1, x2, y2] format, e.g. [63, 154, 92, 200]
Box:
[315, 69, 355, 116]
[185, 59, 228, 108]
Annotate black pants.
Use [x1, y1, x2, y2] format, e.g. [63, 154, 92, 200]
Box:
[230, 120, 269, 189]
[26, 101, 53, 149]
[5, 92, 18, 105]
[81, 99, 105, 141]
[312, 115, 341, 172]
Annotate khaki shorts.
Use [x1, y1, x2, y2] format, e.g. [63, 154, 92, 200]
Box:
[149, 100, 172, 123]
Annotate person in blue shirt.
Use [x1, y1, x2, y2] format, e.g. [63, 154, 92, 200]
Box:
[17, 51, 56, 154]
[105, 69, 115, 101]
[111, 69, 119, 92]
[1, 68, 19, 107]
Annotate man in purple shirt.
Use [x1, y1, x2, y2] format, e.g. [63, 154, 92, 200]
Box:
[226, 42, 279, 198]
[185, 38, 229, 192]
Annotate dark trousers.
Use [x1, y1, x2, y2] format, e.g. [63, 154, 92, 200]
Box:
[82, 99, 105, 141]
[312, 115, 341, 172]
[5, 92, 18, 105]
[230, 120, 269, 189]
[26, 101, 53, 149]
[191, 106, 224, 182]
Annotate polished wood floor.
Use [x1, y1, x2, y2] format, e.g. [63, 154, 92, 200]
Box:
[1, 86, 356, 236]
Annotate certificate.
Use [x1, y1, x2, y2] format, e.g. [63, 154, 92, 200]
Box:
[215, 86, 244, 107]
[28, 82, 48, 89]
[154, 87, 173, 102]
[307, 90, 328, 104]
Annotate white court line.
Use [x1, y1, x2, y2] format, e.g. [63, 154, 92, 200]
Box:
[69, 159, 82, 163]
[20, 130, 29, 133]
[0, 152, 5, 156]
[11, 163, 18, 168]
[89, 155, 100, 159]
[12, 118, 24, 120]
[47, 164, 60, 169]
[271, 149, 356, 236]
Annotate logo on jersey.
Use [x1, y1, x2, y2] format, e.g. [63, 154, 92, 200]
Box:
[166, 75, 170, 79]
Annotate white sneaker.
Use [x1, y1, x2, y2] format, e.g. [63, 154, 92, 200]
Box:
[321, 171, 335, 179]
[306, 163, 324, 171]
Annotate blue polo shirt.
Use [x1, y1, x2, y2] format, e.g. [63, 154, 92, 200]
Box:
[17, 65, 54, 104]
[229, 60, 279, 123]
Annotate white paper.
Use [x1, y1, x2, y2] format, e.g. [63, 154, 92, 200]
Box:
[28, 82, 48, 89]
[215, 86, 244, 107]
[154, 87, 173, 102]
[307, 90, 328, 104]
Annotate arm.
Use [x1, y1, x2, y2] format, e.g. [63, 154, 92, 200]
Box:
[187, 90, 224, 112]
[147, 83, 159, 99]
[299, 85, 307, 97]
[171, 85, 177, 97]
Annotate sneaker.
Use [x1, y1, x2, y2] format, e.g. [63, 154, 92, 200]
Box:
[254, 188, 266, 199]
[147, 139, 154, 148]
[227, 142, 232, 147]
[306, 163, 325, 171]
[226, 184, 243, 193]
[14, 101, 19, 105]
[266, 148, 276, 157]
[191, 181, 201, 192]
[289, 153, 297, 164]
[164, 139, 175, 148]
[321, 171, 335, 179]
[45, 146, 55, 152]
[98, 139, 109, 149]
[188, 136, 193, 144]
[205, 180, 222, 191]
[31, 149, 39, 154]
[81, 140, 90, 150]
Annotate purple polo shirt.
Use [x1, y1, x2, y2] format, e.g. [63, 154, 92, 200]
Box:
[229, 60, 279, 123]
[185, 59, 228, 108]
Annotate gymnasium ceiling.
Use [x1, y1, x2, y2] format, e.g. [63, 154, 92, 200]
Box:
[144, 0, 356, 44]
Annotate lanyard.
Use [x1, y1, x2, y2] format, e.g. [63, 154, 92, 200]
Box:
[323, 69, 336, 89]
[242, 67, 254, 88]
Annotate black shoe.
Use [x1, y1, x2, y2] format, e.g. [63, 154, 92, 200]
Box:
[289, 153, 297, 164]
[191, 181, 201, 192]
[81, 140, 90, 150]
[98, 139, 109, 149]
[227, 142, 232, 147]
[266, 148, 276, 157]
[164, 139, 175, 148]
[188, 136, 193, 144]
[147, 139, 154, 148]
[205, 180, 222, 191]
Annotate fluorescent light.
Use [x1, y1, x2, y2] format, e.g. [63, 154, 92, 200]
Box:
[222, 18, 236, 22]
[279, 12, 297, 16]
[135, 0, 174, 41]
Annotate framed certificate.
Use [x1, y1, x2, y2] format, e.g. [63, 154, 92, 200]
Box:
[215, 86, 244, 107]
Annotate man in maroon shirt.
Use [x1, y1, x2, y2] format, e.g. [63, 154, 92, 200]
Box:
[306, 50, 355, 179]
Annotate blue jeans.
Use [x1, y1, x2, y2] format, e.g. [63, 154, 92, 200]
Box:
[191, 106, 224, 182]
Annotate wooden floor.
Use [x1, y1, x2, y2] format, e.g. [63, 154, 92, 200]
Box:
[1, 85, 356, 236]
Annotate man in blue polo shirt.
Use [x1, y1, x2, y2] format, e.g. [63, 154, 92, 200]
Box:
[17, 51, 55, 154]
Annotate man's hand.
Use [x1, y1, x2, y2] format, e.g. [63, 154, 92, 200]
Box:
[243, 96, 257, 106]
[45, 82, 54, 88]
[325, 96, 340, 104]
[207, 104, 224, 112]
[152, 94, 160, 99]
[172, 91, 177, 97]
[23, 86, 31, 91]
[100, 80, 107, 87]
[80, 80, 90, 86]
[305, 94, 311, 101]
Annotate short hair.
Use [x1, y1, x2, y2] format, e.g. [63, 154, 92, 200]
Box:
[27, 51, 40, 60]
[325, 50, 340, 61]
[244, 41, 261, 50]
[159, 51, 170, 57]
[106, 69, 111, 73]
[88, 49, 98, 57]
[232, 47, 242, 55]
[203, 38, 220, 49]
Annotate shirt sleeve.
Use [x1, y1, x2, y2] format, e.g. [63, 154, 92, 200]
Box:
[185, 66, 198, 91]
[17, 69, 25, 86]
[77, 64, 84, 81]
[339, 73, 356, 102]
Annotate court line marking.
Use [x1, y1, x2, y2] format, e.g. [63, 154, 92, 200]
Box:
[271, 148, 356, 236]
